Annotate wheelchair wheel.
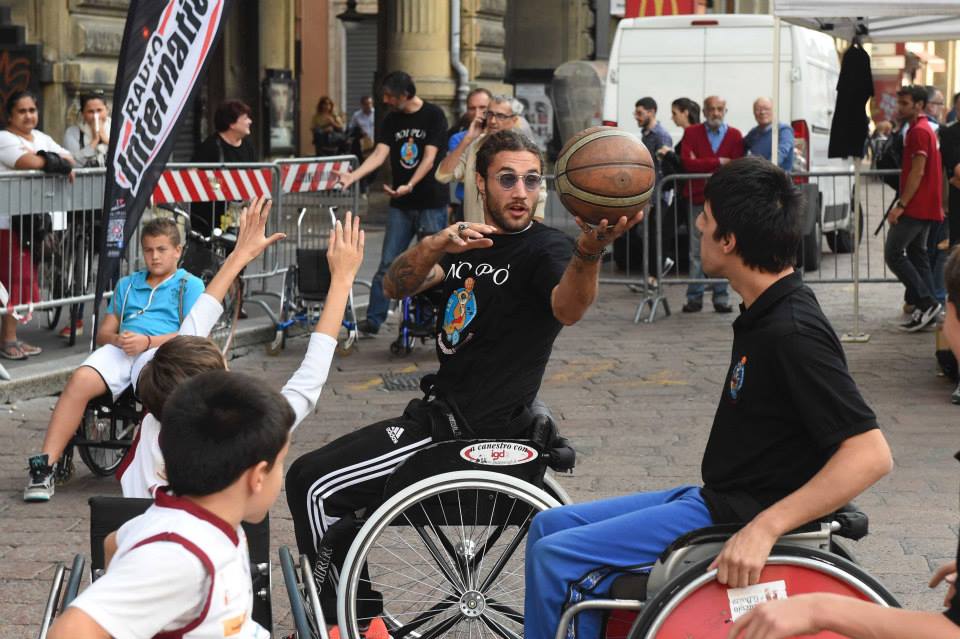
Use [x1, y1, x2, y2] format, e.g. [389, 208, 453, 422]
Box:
[268, 267, 298, 356]
[339, 471, 561, 639]
[627, 544, 899, 639]
[209, 276, 241, 358]
[76, 403, 136, 477]
[280, 546, 327, 639]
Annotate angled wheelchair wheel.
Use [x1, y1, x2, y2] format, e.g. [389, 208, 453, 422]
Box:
[627, 545, 899, 639]
[338, 471, 561, 639]
[76, 400, 138, 477]
[280, 546, 327, 639]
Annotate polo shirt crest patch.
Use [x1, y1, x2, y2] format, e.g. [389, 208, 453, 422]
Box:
[729, 356, 747, 401]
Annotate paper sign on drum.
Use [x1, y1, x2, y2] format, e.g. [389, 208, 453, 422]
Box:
[460, 442, 539, 466]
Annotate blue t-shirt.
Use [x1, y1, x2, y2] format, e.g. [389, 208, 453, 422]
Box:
[107, 268, 205, 336]
[448, 130, 468, 202]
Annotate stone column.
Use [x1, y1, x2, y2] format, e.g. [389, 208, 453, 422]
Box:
[461, 0, 511, 96]
[383, 0, 456, 118]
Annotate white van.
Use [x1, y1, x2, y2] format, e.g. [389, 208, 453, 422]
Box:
[602, 14, 856, 267]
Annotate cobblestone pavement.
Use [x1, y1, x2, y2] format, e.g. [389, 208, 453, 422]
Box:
[2, 277, 958, 637]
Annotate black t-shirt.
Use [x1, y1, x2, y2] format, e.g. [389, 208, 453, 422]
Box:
[700, 272, 879, 523]
[189, 134, 258, 236]
[433, 223, 573, 432]
[376, 101, 449, 210]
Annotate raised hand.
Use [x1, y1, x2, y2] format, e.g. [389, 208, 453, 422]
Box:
[233, 195, 286, 263]
[574, 211, 644, 254]
[326, 211, 365, 283]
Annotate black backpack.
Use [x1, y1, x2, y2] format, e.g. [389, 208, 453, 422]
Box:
[875, 130, 903, 191]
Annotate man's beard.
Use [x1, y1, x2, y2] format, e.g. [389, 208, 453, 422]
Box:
[708, 117, 724, 129]
[484, 191, 532, 232]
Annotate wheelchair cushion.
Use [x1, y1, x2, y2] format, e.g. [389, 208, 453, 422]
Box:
[296, 248, 331, 301]
[609, 572, 650, 600]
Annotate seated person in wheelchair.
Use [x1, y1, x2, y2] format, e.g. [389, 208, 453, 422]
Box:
[47, 370, 291, 639]
[524, 157, 894, 639]
[120, 200, 365, 498]
[25, 218, 205, 503]
[727, 246, 960, 639]
[284, 129, 643, 634]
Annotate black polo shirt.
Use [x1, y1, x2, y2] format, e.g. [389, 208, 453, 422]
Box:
[700, 272, 878, 523]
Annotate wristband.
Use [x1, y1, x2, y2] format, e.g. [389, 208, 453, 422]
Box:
[573, 243, 606, 263]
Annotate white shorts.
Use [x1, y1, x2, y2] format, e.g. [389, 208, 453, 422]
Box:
[81, 345, 154, 400]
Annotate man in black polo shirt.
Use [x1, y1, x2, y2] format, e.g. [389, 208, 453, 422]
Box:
[727, 246, 960, 639]
[525, 157, 893, 639]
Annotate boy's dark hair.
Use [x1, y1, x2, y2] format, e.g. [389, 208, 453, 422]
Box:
[160, 371, 294, 496]
[704, 156, 802, 273]
[475, 130, 543, 179]
[141, 217, 181, 247]
[79, 92, 106, 111]
[946, 245, 960, 308]
[5, 90, 38, 118]
[214, 100, 252, 133]
[635, 97, 657, 112]
[671, 97, 700, 124]
[897, 85, 929, 107]
[381, 71, 416, 99]
[138, 336, 226, 420]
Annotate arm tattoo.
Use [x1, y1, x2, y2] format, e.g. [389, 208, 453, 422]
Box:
[384, 248, 441, 298]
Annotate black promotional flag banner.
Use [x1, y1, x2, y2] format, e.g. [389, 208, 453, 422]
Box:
[93, 0, 234, 337]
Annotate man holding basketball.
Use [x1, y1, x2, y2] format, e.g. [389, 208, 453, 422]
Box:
[284, 130, 642, 630]
[525, 157, 893, 639]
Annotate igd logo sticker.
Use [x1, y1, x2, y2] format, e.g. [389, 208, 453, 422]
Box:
[460, 442, 539, 466]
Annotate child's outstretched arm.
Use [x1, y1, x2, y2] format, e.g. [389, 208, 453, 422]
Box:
[179, 195, 286, 338]
[282, 211, 364, 431]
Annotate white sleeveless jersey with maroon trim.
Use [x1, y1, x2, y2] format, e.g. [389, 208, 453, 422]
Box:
[114, 489, 268, 638]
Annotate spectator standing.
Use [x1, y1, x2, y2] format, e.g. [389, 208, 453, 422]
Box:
[61, 92, 111, 339]
[436, 94, 545, 225]
[0, 90, 75, 360]
[925, 87, 950, 305]
[190, 100, 257, 237]
[311, 96, 347, 157]
[656, 97, 701, 271]
[63, 92, 110, 168]
[613, 97, 671, 276]
[333, 70, 449, 336]
[680, 95, 743, 313]
[743, 97, 794, 170]
[442, 87, 491, 219]
[947, 91, 960, 124]
[941, 116, 960, 251]
[347, 96, 377, 194]
[885, 85, 943, 332]
[926, 87, 945, 132]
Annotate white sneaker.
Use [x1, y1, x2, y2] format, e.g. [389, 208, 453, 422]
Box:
[900, 303, 942, 333]
[23, 454, 55, 502]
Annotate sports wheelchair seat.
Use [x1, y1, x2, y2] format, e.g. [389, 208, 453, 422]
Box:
[38, 496, 272, 637]
[554, 504, 899, 639]
[281, 414, 576, 639]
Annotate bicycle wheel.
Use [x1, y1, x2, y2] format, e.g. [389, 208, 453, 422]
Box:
[339, 471, 561, 639]
[76, 403, 137, 477]
[209, 276, 241, 358]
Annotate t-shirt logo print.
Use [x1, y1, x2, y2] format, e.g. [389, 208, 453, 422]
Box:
[399, 136, 420, 169]
[386, 426, 404, 444]
[443, 277, 477, 346]
[729, 355, 747, 401]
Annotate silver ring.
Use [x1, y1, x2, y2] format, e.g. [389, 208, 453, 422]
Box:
[457, 222, 470, 235]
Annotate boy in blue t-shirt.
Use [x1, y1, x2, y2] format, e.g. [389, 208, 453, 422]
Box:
[24, 217, 204, 503]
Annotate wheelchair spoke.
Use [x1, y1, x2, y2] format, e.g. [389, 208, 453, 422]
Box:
[408, 513, 467, 593]
[479, 609, 523, 639]
[483, 595, 524, 624]
[388, 596, 459, 637]
[478, 515, 534, 593]
[376, 529, 457, 593]
[413, 608, 466, 639]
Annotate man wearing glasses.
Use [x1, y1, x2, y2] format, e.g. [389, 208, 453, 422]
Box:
[436, 94, 546, 224]
[285, 130, 642, 633]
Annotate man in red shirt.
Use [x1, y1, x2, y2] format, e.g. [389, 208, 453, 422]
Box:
[680, 95, 744, 313]
[886, 85, 944, 332]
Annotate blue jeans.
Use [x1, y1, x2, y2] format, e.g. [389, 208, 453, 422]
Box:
[928, 220, 948, 305]
[685, 203, 729, 304]
[524, 486, 713, 639]
[366, 206, 447, 329]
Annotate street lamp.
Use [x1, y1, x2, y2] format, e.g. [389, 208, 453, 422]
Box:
[337, 0, 365, 30]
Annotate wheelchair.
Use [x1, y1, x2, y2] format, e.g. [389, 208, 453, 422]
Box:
[269, 205, 369, 356]
[55, 386, 141, 482]
[390, 287, 443, 356]
[553, 505, 900, 639]
[280, 414, 577, 639]
[38, 496, 272, 638]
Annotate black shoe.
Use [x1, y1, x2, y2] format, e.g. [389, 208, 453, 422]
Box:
[357, 319, 380, 336]
[237, 308, 249, 320]
[900, 303, 941, 333]
[713, 301, 734, 314]
[682, 300, 703, 313]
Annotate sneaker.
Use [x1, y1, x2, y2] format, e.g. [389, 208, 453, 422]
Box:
[952, 380, 960, 405]
[357, 319, 380, 336]
[682, 299, 703, 313]
[900, 303, 942, 333]
[58, 320, 83, 338]
[713, 301, 734, 314]
[24, 454, 55, 502]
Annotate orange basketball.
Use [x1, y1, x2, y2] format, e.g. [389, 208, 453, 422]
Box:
[555, 126, 656, 226]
